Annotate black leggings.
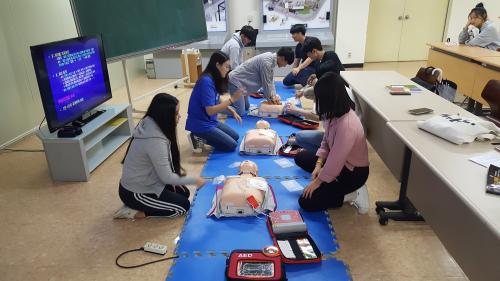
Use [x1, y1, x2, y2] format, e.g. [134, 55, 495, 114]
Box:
[119, 184, 191, 217]
[294, 150, 369, 212]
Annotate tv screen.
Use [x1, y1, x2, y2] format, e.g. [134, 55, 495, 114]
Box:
[31, 35, 112, 133]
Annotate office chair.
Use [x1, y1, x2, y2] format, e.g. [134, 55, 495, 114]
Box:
[480, 80, 500, 126]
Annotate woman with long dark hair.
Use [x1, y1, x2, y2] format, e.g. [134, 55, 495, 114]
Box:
[294, 72, 370, 214]
[114, 93, 205, 219]
[186, 51, 243, 151]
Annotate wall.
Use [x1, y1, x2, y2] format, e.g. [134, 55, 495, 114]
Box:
[0, 0, 144, 147]
[335, 0, 370, 65]
[445, 0, 500, 42]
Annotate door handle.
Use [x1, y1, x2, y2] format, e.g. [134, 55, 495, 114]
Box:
[398, 16, 403, 20]
[405, 15, 410, 20]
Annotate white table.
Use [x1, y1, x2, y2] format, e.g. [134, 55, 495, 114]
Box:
[388, 121, 500, 281]
[341, 70, 476, 180]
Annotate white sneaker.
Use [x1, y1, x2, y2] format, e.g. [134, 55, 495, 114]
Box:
[346, 185, 369, 214]
[113, 205, 139, 219]
[187, 132, 203, 153]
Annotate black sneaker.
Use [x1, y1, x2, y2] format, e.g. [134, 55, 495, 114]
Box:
[188, 133, 203, 153]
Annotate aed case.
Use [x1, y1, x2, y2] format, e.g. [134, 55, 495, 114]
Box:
[226, 250, 287, 281]
[267, 212, 322, 264]
[278, 114, 319, 130]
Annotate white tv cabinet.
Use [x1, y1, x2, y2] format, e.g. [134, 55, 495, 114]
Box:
[37, 104, 133, 181]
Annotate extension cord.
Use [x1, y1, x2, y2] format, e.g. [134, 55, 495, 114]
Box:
[143, 242, 167, 255]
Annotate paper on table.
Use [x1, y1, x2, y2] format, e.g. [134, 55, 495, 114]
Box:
[469, 151, 500, 167]
[228, 162, 241, 168]
[281, 180, 304, 192]
[274, 158, 295, 168]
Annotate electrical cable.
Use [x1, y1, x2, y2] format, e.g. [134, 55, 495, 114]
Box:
[0, 148, 44, 152]
[115, 248, 179, 269]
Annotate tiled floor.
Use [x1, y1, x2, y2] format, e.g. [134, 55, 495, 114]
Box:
[0, 61, 469, 281]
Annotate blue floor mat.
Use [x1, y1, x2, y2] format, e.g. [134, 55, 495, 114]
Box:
[166, 255, 351, 281]
[175, 178, 339, 256]
[201, 151, 311, 178]
[224, 115, 300, 136]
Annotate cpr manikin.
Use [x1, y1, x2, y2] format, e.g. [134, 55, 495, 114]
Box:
[240, 120, 283, 155]
[258, 101, 285, 118]
[207, 161, 277, 218]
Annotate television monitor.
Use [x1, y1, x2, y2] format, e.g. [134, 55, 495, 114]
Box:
[30, 35, 112, 133]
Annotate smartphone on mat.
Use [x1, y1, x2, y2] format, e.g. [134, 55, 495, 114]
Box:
[408, 108, 433, 115]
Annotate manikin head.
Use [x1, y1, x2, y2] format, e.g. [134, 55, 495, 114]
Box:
[256, 119, 271, 129]
[239, 160, 258, 176]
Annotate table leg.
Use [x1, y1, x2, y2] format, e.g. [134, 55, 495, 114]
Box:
[466, 98, 476, 112]
[375, 147, 424, 225]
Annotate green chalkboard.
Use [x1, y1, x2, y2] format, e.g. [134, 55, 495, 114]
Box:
[70, 0, 207, 61]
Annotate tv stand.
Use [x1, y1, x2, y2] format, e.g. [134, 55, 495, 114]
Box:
[78, 109, 106, 125]
[37, 104, 133, 181]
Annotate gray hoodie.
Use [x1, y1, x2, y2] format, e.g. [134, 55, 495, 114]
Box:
[228, 52, 277, 100]
[120, 116, 197, 196]
[221, 32, 244, 70]
[458, 20, 500, 50]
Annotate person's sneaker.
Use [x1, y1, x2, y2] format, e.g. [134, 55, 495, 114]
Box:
[113, 205, 139, 219]
[346, 185, 369, 214]
[187, 132, 203, 153]
[294, 84, 304, 90]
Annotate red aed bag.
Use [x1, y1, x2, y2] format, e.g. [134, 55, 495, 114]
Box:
[226, 249, 287, 281]
[278, 134, 303, 157]
[266, 211, 322, 264]
[278, 114, 319, 130]
[249, 92, 265, 99]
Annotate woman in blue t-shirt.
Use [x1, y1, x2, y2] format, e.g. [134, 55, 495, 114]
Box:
[186, 51, 243, 151]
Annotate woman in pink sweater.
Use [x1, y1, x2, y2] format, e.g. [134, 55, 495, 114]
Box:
[295, 72, 370, 214]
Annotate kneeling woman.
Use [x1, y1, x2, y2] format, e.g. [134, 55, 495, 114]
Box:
[295, 72, 370, 214]
[114, 93, 205, 219]
[186, 51, 243, 152]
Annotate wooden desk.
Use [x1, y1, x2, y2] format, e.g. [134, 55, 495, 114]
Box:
[388, 121, 500, 281]
[472, 58, 500, 105]
[427, 43, 500, 108]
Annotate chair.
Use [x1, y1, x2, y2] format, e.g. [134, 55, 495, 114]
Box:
[480, 80, 500, 126]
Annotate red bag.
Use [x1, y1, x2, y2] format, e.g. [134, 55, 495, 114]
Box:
[278, 114, 319, 130]
[225, 249, 286, 281]
[249, 92, 265, 99]
[278, 134, 303, 157]
[266, 211, 322, 264]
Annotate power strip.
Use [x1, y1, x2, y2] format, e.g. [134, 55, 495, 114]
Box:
[143, 242, 167, 255]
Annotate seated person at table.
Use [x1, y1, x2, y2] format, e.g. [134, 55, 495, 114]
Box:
[295, 72, 370, 214]
[186, 51, 243, 152]
[282, 24, 317, 87]
[458, 3, 500, 50]
[298, 36, 345, 100]
[228, 47, 295, 115]
[114, 93, 206, 219]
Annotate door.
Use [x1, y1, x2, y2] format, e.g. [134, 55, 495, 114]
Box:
[398, 0, 449, 61]
[365, 0, 449, 62]
[365, 0, 406, 62]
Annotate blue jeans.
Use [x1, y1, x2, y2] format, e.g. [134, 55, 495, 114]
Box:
[283, 66, 316, 87]
[192, 122, 239, 152]
[295, 130, 324, 152]
[228, 82, 250, 116]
